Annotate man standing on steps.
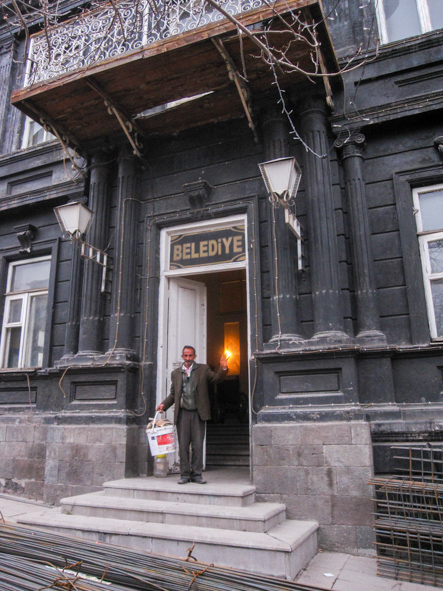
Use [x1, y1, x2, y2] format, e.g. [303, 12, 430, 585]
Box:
[157, 346, 229, 484]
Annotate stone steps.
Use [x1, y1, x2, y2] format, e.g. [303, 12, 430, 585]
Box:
[60, 491, 286, 533]
[17, 472, 318, 580]
[102, 476, 256, 506]
[17, 511, 318, 580]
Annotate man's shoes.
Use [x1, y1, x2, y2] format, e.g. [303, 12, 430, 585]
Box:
[178, 476, 190, 484]
[191, 475, 207, 484]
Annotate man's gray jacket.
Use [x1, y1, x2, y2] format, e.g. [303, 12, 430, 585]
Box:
[161, 363, 228, 424]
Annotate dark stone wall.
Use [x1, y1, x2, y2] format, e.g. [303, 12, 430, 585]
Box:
[322, 0, 378, 58]
[1, 1, 443, 511]
[1, 91, 443, 413]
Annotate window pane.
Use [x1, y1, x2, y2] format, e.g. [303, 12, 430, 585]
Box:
[384, 0, 421, 42]
[6, 327, 21, 368]
[419, 189, 443, 232]
[10, 260, 51, 292]
[428, 240, 443, 274]
[23, 294, 48, 367]
[428, 0, 443, 31]
[431, 279, 443, 337]
[31, 122, 46, 146]
[8, 299, 22, 323]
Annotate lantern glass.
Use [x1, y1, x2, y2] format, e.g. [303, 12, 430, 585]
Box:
[259, 156, 302, 202]
[54, 202, 93, 237]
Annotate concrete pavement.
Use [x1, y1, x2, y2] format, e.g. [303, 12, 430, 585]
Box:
[0, 493, 438, 591]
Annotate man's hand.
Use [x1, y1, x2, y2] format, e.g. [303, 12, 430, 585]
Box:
[156, 403, 165, 412]
[220, 354, 228, 370]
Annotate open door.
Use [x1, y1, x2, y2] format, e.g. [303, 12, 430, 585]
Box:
[162, 276, 207, 470]
[157, 275, 207, 408]
[166, 276, 207, 376]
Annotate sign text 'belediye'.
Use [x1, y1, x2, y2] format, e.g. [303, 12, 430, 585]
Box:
[170, 225, 245, 269]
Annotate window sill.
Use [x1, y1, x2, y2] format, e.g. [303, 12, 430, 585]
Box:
[0, 368, 39, 380]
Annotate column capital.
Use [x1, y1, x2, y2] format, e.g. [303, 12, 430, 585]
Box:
[296, 95, 329, 117]
[89, 149, 114, 172]
[334, 130, 366, 160]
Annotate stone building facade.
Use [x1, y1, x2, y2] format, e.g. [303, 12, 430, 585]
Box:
[1, 0, 443, 552]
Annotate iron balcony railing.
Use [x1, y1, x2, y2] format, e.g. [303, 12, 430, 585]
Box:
[26, 0, 265, 86]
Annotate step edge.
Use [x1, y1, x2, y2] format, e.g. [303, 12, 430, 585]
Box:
[102, 483, 256, 498]
[60, 496, 287, 521]
[16, 513, 313, 552]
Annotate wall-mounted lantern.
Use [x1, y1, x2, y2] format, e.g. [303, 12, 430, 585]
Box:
[54, 201, 112, 293]
[258, 156, 302, 206]
[54, 201, 94, 239]
[259, 156, 303, 269]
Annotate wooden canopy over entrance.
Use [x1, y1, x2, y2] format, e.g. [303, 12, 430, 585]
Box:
[11, 0, 339, 154]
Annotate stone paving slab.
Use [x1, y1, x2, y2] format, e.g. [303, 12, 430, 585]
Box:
[0, 494, 55, 521]
[295, 552, 439, 591]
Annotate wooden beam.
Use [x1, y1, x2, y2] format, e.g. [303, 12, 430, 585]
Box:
[212, 37, 259, 143]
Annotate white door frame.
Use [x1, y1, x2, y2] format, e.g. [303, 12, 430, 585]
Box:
[156, 214, 250, 411]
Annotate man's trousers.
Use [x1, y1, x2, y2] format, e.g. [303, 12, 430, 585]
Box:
[176, 408, 205, 478]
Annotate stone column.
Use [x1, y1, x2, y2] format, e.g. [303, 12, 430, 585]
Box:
[77, 151, 111, 355]
[335, 133, 386, 345]
[299, 97, 349, 343]
[262, 108, 303, 345]
[107, 147, 140, 359]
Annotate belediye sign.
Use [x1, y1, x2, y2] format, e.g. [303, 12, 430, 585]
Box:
[170, 225, 245, 269]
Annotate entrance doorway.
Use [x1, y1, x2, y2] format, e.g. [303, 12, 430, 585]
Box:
[156, 216, 250, 469]
[163, 269, 249, 467]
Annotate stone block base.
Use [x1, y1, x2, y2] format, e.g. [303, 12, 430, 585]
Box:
[252, 420, 375, 553]
[0, 416, 149, 504]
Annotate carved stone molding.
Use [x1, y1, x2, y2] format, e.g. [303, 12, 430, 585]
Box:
[182, 180, 213, 209]
[14, 224, 37, 253]
[434, 136, 443, 159]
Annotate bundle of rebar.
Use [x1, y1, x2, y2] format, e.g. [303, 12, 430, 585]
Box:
[370, 445, 443, 587]
[0, 522, 325, 591]
[0, 552, 134, 591]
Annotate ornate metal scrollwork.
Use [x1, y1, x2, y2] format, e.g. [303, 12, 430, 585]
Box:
[27, 0, 265, 86]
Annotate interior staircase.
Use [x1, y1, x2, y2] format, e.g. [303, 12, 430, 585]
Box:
[17, 469, 318, 580]
[206, 423, 250, 467]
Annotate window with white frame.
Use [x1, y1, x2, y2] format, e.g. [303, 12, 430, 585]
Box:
[376, 0, 443, 44]
[22, 117, 55, 149]
[414, 184, 443, 339]
[0, 257, 51, 369]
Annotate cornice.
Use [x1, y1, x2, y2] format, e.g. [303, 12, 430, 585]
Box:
[0, 178, 85, 212]
[338, 30, 443, 68]
[0, 141, 63, 166]
[330, 90, 443, 130]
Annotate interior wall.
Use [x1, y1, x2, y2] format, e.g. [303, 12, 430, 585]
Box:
[188, 270, 248, 396]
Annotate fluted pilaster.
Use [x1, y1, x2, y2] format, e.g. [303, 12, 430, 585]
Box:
[78, 151, 112, 354]
[262, 108, 302, 344]
[299, 97, 349, 342]
[62, 239, 82, 357]
[335, 132, 386, 344]
[107, 148, 140, 358]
